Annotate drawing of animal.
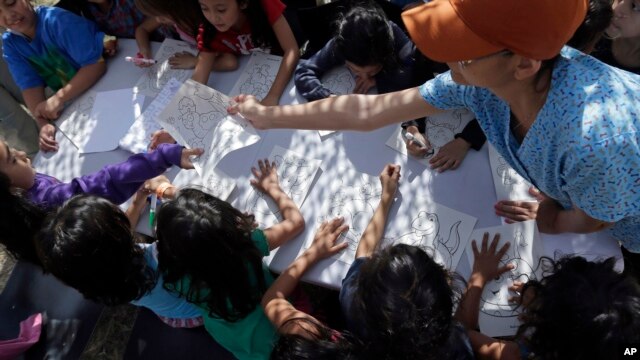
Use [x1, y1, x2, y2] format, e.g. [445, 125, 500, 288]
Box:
[496, 156, 521, 187]
[175, 97, 224, 148]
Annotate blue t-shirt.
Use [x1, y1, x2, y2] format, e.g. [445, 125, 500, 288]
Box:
[2, 6, 104, 91]
[130, 242, 202, 320]
[420, 47, 640, 251]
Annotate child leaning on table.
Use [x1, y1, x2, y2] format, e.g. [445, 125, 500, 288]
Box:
[459, 234, 640, 360]
[193, 0, 299, 106]
[1, 1, 110, 152]
[35, 192, 205, 328]
[155, 159, 305, 360]
[0, 140, 202, 264]
[265, 164, 399, 358]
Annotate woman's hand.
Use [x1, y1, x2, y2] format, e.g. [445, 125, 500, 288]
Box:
[495, 187, 544, 223]
[228, 94, 271, 129]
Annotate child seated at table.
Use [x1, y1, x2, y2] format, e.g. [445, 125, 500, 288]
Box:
[1, 1, 110, 152]
[460, 237, 640, 359]
[155, 159, 305, 359]
[35, 193, 205, 328]
[193, 0, 299, 105]
[0, 140, 202, 264]
[294, 4, 417, 100]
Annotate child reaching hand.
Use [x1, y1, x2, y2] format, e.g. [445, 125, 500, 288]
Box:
[460, 234, 640, 360]
[155, 159, 305, 359]
[193, 0, 299, 105]
[1, 1, 109, 152]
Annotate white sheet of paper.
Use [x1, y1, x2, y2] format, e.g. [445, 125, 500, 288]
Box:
[119, 78, 182, 154]
[173, 167, 236, 201]
[133, 39, 196, 98]
[310, 168, 382, 264]
[488, 144, 537, 202]
[385, 109, 475, 166]
[228, 52, 282, 100]
[322, 66, 355, 96]
[157, 79, 260, 176]
[55, 90, 96, 149]
[240, 146, 322, 228]
[383, 200, 477, 270]
[465, 220, 544, 337]
[58, 88, 142, 153]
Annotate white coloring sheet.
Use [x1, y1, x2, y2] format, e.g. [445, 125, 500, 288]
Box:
[134, 39, 196, 98]
[322, 66, 355, 96]
[385, 109, 475, 166]
[241, 146, 322, 228]
[229, 51, 282, 101]
[383, 199, 477, 270]
[465, 220, 544, 337]
[156, 79, 261, 176]
[119, 78, 182, 154]
[488, 144, 537, 202]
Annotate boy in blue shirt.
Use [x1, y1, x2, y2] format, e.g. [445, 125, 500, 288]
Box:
[1, 1, 107, 152]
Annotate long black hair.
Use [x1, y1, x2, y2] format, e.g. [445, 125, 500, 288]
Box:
[134, 0, 204, 38]
[36, 195, 157, 306]
[156, 188, 267, 321]
[0, 172, 44, 265]
[198, 0, 280, 54]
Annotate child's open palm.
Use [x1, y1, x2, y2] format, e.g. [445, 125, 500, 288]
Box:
[250, 159, 280, 194]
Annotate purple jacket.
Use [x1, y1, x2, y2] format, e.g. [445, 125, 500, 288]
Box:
[27, 143, 183, 209]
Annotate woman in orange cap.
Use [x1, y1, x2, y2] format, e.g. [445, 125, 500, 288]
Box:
[229, 0, 640, 276]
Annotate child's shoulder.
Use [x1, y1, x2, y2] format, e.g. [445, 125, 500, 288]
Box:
[37, 5, 95, 30]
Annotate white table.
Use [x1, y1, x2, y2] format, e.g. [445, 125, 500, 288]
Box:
[33, 39, 623, 289]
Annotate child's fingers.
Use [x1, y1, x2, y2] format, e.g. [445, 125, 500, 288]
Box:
[488, 233, 500, 253]
[251, 167, 261, 178]
[496, 242, 510, 259]
[330, 241, 349, 254]
[481, 232, 489, 252]
[497, 262, 515, 275]
[471, 239, 479, 257]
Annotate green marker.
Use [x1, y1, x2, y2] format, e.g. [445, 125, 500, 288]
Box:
[149, 194, 158, 229]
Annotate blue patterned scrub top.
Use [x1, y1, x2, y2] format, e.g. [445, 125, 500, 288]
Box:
[419, 47, 640, 251]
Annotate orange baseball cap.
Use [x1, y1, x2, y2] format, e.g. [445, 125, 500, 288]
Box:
[402, 0, 588, 62]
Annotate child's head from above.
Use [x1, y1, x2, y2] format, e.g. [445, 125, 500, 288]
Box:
[607, 0, 640, 39]
[271, 319, 362, 360]
[36, 195, 157, 306]
[335, 4, 394, 78]
[0, 141, 36, 190]
[155, 188, 268, 321]
[519, 256, 640, 359]
[0, 172, 44, 265]
[134, 0, 204, 30]
[0, 0, 35, 37]
[352, 244, 460, 358]
[198, 0, 248, 33]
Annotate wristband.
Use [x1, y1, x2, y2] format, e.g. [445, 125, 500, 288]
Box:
[156, 182, 176, 200]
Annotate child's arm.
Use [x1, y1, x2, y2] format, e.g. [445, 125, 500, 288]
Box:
[354, 164, 400, 258]
[294, 39, 343, 101]
[261, 15, 300, 106]
[262, 217, 348, 337]
[125, 187, 149, 227]
[134, 17, 161, 64]
[467, 329, 521, 360]
[35, 61, 107, 120]
[250, 159, 305, 250]
[21, 87, 58, 152]
[455, 233, 512, 329]
[191, 51, 217, 84]
[34, 144, 203, 208]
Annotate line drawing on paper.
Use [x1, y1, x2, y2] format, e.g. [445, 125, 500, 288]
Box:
[229, 52, 282, 100]
[134, 39, 196, 98]
[57, 91, 97, 146]
[322, 66, 356, 96]
[164, 96, 226, 149]
[243, 147, 321, 228]
[239, 64, 272, 98]
[487, 145, 537, 202]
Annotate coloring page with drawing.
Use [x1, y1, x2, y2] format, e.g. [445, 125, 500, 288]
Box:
[465, 220, 545, 337]
[385, 109, 474, 166]
[156, 79, 260, 177]
[316, 66, 356, 137]
[238, 146, 322, 228]
[229, 52, 282, 100]
[311, 168, 382, 264]
[119, 78, 182, 154]
[134, 39, 197, 98]
[383, 199, 477, 270]
[172, 166, 236, 201]
[488, 144, 537, 203]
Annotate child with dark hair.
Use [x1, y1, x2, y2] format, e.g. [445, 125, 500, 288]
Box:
[0, 141, 201, 263]
[294, 4, 417, 100]
[36, 194, 204, 327]
[462, 243, 640, 359]
[155, 159, 305, 359]
[264, 164, 399, 359]
[567, 0, 612, 54]
[193, 0, 299, 105]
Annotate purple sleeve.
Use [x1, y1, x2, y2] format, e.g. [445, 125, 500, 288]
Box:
[37, 143, 183, 208]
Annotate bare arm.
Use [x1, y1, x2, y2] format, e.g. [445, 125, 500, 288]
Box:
[191, 51, 217, 84]
[354, 164, 400, 258]
[135, 17, 161, 59]
[230, 86, 443, 131]
[536, 197, 613, 234]
[468, 329, 520, 360]
[262, 218, 348, 337]
[261, 15, 299, 106]
[21, 86, 47, 127]
[250, 159, 305, 250]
